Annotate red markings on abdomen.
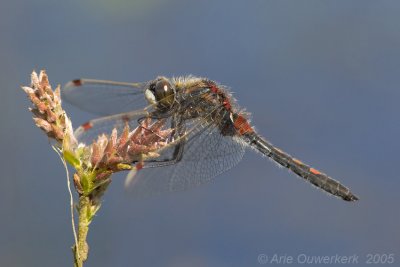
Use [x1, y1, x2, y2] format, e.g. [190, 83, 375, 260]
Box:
[233, 114, 253, 135]
[293, 158, 303, 165]
[310, 168, 321, 175]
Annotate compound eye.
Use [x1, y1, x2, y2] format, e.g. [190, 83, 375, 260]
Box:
[154, 80, 172, 100]
[151, 79, 175, 110]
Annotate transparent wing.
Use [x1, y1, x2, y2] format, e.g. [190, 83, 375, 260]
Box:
[126, 116, 247, 197]
[74, 110, 151, 145]
[62, 79, 148, 116]
[71, 80, 213, 146]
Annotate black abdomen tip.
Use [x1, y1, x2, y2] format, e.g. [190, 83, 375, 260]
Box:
[343, 193, 359, 202]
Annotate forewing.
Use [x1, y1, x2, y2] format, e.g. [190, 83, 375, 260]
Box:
[75, 110, 150, 145]
[62, 79, 147, 116]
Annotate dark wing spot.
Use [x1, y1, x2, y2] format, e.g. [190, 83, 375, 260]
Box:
[82, 121, 93, 131]
[72, 79, 82, 86]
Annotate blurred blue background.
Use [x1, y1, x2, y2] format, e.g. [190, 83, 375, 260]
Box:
[1, 0, 399, 266]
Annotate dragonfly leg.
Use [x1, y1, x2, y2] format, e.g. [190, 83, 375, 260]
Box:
[139, 140, 185, 168]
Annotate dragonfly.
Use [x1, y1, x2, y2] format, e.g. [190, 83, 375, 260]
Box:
[62, 76, 358, 201]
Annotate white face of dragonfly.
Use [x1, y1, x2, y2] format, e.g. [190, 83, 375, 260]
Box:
[144, 88, 157, 105]
[144, 77, 175, 110]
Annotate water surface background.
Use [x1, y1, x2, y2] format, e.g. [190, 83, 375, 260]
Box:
[1, 1, 399, 266]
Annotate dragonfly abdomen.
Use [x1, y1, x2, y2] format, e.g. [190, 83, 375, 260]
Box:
[247, 134, 359, 201]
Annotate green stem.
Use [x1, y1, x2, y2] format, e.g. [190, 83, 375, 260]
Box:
[73, 195, 90, 267]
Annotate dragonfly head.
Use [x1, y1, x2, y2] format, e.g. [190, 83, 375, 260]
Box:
[145, 77, 176, 110]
